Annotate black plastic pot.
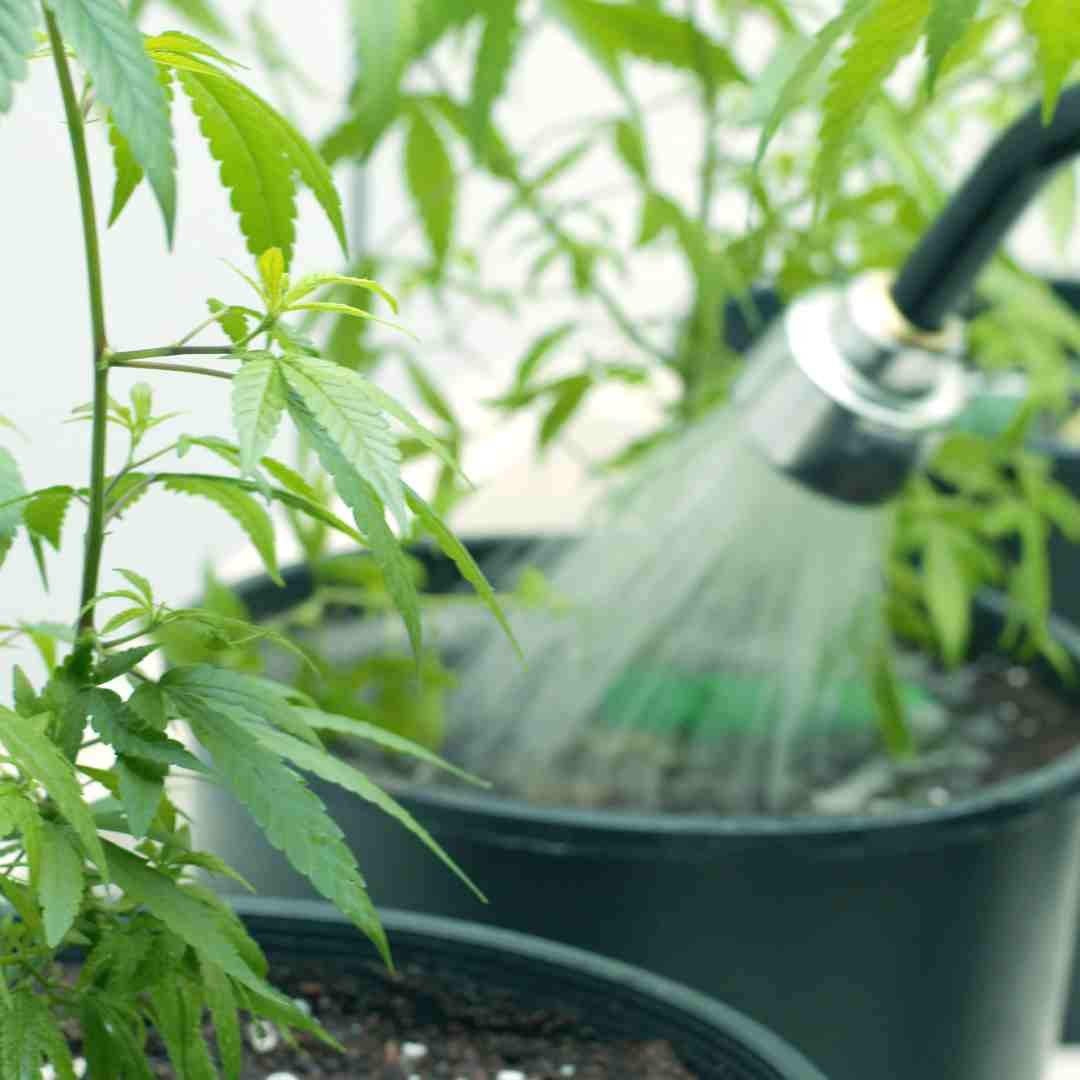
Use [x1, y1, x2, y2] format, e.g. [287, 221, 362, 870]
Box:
[231, 898, 828, 1079]
[180, 549, 1080, 1080]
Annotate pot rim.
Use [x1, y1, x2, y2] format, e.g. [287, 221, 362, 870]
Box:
[230, 896, 829, 1080]
[224, 543, 1080, 860]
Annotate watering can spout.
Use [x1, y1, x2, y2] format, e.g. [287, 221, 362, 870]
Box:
[737, 272, 968, 504]
[741, 82, 1080, 505]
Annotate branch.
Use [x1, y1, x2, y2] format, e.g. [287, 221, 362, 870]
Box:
[109, 359, 234, 381]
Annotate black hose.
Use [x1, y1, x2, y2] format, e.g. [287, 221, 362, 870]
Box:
[891, 83, 1080, 331]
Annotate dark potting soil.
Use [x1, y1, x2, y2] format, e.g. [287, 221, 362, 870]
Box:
[349, 648, 1080, 817]
[62, 957, 699, 1079]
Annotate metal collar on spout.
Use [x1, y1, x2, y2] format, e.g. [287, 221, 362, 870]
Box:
[737, 272, 969, 504]
[740, 82, 1080, 505]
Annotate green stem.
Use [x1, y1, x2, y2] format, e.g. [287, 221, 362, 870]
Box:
[110, 359, 234, 381]
[46, 10, 109, 640]
[110, 345, 234, 362]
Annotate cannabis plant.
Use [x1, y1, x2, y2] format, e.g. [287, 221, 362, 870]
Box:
[0, 3, 513, 1074]
[306, 0, 1080, 682]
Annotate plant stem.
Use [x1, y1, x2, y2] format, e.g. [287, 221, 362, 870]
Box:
[110, 345, 234, 362]
[46, 10, 110, 639]
[110, 359, 234, 381]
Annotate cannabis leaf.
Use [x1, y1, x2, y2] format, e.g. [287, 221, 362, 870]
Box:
[103, 840, 282, 993]
[280, 354, 407, 530]
[0, 445, 24, 571]
[48, 0, 178, 240]
[1024, 0, 1080, 121]
[755, 0, 875, 168]
[38, 820, 84, 947]
[404, 483, 519, 656]
[549, 0, 744, 88]
[232, 352, 287, 476]
[405, 103, 457, 270]
[288, 400, 422, 658]
[147, 38, 346, 265]
[926, 0, 981, 90]
[815, 0, 931, 194]
[163, 674, 391, 962]
[24, 485, 74, 551]
[161, 474, 283, 585]
[244, 720, 483, 899]
[0, 0, 37, 113]
[349, 0, 419, 154]
[469, 0, 521, 155]
[0, 710, 109, 879]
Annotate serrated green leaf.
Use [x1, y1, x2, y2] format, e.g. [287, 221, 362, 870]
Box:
[49, 0, 177, 240]
[0, 446, 24, 571]
[1023, 0, 1080, 121]
[38, 820, 84, 946]
[160, 664, 320, 745]
[296, 705, 485, 785]
[201, 961, 243, 1078]
[287, 299, 416, 339]
[550, 0, 744, 87]
[0, 709, 109, 879]
[613, 117, 648, 179]
[175, 65, 297, 262]
[539, 374, 592, 449]
[30, 997, 78, 1080]
[349, 0, 419, 150]
[208, 298, 251, 345]
[166, 56, 346, 264]
[469, 1, 520, 155]
[755, 0, 876, 167]
[93, 644, 158, 683]
[162, 474, 283, 586]
[403, 482, 520, 656]
[288, 401, 421, 658]
[103, 840, 280, 990]
[169, 692, 390, 963]
[924, 524, 970, 666]
[283, 272, 398, 312]
[816, 0, 931, 195]
[248, 720, 483, 900]
[154, 470, 366, 545]
[405, 103, 456, 269]
[115, 757, 164, 838]
[107, 112, 144, 226]
[0, 990, 40, 1077]
[81, 687, 207, 770]
[232, 353, 287, 475]
[23, 486, 74, 550]
[281, 354, 407, 530]
[0, 0, 38, 114]
[925, 0, 981, 90]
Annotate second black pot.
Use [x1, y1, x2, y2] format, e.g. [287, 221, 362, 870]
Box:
[232, 899, 828, 1079]
[180, 549, 1080, 1080]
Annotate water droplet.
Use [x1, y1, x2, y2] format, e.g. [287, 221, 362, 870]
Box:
[927, 786, 950, 807]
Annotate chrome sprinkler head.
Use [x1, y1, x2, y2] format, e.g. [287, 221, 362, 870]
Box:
[737, 271, 969, 505]
[738, 82, 1080, 505]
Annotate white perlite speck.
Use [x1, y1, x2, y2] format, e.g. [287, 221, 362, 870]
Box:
[401, 1041, 428, 1061]
[265, 1074, 300, 1080]
[246, 1019, 280, 1053]
[291, 997, 312, 1016]
[496, 1071, 527, 1080]
[560, 1067, 578, 1077]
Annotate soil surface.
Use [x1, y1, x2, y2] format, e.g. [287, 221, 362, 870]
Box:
[351, 646, 1080, 817]
[64, 957, 700, 1079]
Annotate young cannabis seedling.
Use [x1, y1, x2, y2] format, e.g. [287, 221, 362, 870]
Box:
[0, 5, 512, 1075]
